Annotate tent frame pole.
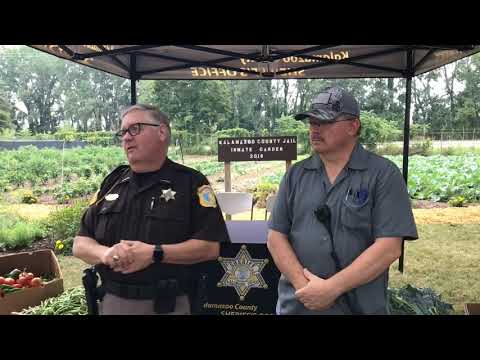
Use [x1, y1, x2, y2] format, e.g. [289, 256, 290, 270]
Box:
[130, 54, 137, 105]
[399, 48, 414, 273]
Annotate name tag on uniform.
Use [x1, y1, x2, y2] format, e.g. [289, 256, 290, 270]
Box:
[105, 193, 119, 201]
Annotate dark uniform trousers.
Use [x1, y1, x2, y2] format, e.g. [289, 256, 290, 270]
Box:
[99, 294, 191, 315]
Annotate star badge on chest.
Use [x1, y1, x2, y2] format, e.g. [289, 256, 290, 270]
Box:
[160, 188, 176, 202]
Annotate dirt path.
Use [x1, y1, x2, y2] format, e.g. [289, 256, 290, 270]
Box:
[413, 204, 480, 224]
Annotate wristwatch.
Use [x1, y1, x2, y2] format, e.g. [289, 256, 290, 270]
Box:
[153, 244, 164, 263]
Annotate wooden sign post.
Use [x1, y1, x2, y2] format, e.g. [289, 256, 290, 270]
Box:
[224, 161, 232, 220]
[286, 159, 292, 172]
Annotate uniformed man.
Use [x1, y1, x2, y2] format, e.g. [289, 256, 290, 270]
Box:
[267, 86, 418, 315]
[73, 104, 230, 315]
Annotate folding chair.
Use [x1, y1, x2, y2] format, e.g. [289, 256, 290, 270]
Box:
[216, 192, 254, 220]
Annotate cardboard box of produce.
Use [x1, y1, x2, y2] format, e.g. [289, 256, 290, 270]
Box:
[0, 249, 64, 315]
[464, 303, 480, 315]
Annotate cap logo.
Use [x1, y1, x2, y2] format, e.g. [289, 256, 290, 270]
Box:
[315, 93, 331, 104]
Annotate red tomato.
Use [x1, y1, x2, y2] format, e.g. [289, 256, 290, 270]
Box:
[20, 273, 34, 284]
[0, 277, 5, 285]
[25, 273, 34, 280]
[17, 276, 27, 286]
[12, 284, 22, 288]
[30, 277, 43, 287]
[3, 278, 15, 286]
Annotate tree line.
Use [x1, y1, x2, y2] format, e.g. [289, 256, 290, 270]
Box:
[1, 46, 479, 136]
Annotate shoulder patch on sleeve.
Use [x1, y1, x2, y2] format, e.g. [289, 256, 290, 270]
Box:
[197, 185, 217, 208]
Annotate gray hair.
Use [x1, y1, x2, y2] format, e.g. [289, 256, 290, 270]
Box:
[120, 104, 171, 145]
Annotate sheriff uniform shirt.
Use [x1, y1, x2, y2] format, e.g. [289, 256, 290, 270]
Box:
[78, 158, 230, 285]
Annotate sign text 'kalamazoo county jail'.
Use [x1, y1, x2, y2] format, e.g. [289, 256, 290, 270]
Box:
[218, 136, 297, 162]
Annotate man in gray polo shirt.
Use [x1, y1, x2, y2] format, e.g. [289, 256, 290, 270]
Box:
[267, 86, 418, 315]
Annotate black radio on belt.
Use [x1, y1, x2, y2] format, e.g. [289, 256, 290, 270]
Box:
[154, 279, 179, 313]
[151, 246, 176, 313]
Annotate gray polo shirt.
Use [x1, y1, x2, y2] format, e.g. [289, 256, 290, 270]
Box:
[268, 143, 418, 315]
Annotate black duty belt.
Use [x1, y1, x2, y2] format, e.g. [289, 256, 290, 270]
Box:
[103, 279, 185, 300]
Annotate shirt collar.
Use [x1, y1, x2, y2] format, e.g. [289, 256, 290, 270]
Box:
[346, 143, 369, 170]
[129, 158, 175, 191]
[301, 142, 369, 171]
[301, 153, 323, 171]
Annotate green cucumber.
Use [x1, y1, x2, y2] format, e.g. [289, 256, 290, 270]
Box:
[6, 269, 22, 280]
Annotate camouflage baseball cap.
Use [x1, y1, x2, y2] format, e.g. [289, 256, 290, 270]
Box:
[294, 86, 360, 122]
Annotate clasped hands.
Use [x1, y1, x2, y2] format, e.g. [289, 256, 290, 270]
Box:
[294, 268, 342, 311]
[101, 240, 155, 274]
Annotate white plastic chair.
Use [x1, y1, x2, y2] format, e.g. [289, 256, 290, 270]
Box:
[265, 194, 277, 220]
[216, 192, 254, 220]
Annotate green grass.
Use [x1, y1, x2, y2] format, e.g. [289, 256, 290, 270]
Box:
[0, 203, 57, 220]
[57, 255, 88, 289]
[389, 224, 480, 315]
[430, 147, 480, 156]
[0, 212, 45, 250]
[0, 222, 44, 249]
[56, 223, 480, 315]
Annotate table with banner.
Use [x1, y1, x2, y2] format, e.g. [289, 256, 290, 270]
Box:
[194, 221, 280, 315]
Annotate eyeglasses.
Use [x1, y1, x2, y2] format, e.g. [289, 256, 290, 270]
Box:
[115, 123, 160, 138]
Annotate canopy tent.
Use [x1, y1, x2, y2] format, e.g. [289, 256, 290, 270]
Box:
[29, 44, 480, 272]
[29, 45, 479, 79]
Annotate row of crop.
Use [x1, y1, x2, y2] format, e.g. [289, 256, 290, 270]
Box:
[254, 154, 480, 204]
